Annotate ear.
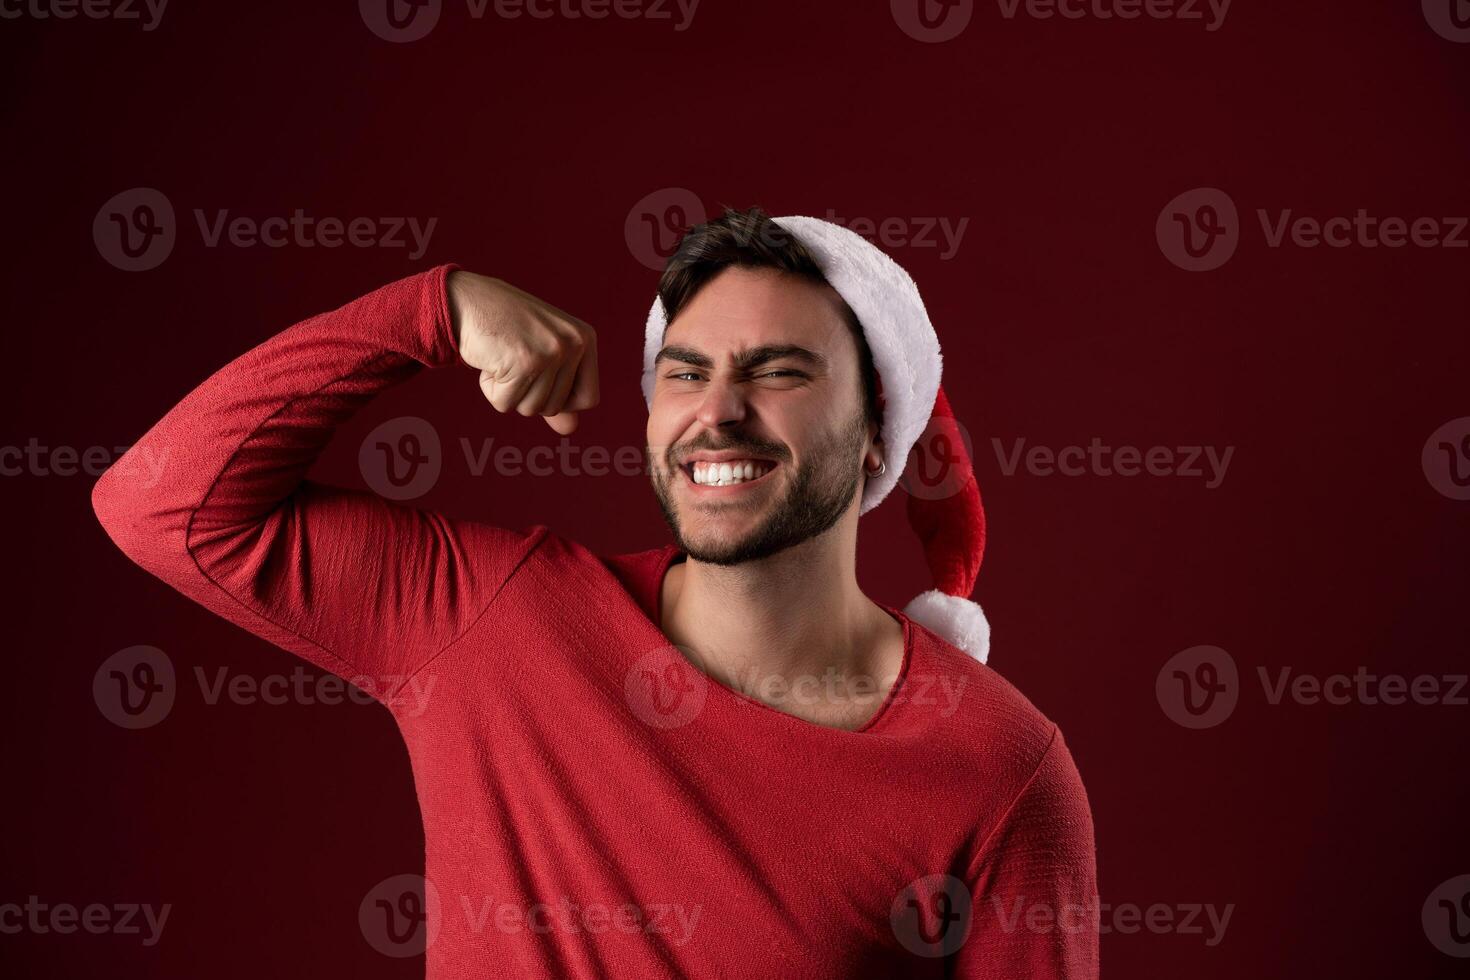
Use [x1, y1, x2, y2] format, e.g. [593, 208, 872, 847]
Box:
[865, 426, 885, 472]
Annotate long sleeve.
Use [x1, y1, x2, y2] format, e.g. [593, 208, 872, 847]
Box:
[90, 264, 545, 701]
[954, 726, 1101, 978]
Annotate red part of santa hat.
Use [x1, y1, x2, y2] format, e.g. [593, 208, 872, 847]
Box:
[901, 385, 991, 663]
[642, 214, 993, 663]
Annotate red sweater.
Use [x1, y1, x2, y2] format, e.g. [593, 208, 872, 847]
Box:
[91, 265, 1099, 978]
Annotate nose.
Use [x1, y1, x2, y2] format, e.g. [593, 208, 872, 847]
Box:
[694, 376, 748, 430]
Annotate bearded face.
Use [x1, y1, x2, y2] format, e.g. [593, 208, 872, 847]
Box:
[645, 266, 877, 564]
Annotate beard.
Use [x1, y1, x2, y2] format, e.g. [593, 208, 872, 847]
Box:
[649, 407, 870, 566]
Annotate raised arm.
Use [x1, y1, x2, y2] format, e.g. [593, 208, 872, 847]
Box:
[91, 265, 598, 700]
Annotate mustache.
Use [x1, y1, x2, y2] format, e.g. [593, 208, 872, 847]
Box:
[666, 434, 790, 466]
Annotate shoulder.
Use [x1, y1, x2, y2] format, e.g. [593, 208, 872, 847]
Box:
[599, 542, 680, 620]
[894, 618, 1084, 809]
[505, 526, 675, 621]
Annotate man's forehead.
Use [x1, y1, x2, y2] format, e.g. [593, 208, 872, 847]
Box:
[661, 270, 852, 354]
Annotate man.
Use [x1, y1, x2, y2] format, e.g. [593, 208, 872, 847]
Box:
[92, 207, 1099, 976]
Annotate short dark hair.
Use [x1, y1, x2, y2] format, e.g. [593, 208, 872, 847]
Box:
[656, 206, 882, 430]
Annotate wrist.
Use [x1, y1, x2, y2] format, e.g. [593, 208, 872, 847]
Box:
[445, 269, 467, 352]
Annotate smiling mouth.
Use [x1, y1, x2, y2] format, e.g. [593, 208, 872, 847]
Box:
[680, 459, 779, 490]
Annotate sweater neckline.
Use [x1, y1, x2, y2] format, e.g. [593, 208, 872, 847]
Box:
[644, 545, 916, 736]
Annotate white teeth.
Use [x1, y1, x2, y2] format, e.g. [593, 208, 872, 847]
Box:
[690, 460, 771, 486]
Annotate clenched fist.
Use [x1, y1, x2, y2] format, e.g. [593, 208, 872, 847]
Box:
[447, 271, 600, 435]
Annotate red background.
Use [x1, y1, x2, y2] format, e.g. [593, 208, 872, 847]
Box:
[5, 0, 1469, 976]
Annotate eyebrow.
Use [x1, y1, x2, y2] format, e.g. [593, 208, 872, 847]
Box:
[653, 344, 829, 372]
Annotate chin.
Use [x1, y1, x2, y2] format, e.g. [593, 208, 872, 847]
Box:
[677, 519, 762, 564]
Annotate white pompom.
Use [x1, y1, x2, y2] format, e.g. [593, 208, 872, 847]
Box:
[902, 590, 991, 664]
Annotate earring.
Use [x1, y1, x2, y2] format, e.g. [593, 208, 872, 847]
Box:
[867, 459, 886, 477]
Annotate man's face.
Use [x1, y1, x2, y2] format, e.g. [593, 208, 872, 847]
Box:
[646, 266, 876, 565]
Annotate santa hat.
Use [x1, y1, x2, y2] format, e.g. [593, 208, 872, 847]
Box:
[640, 214, 991, 664]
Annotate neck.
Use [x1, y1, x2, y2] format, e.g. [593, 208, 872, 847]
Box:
[659, 515, 904, 728]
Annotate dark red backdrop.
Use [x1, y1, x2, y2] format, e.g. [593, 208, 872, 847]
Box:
[5, 1, 1468, 976]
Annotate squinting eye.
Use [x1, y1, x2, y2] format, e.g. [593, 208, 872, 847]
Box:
[667, 372, 704, 381]
[760, 370, 802, 378]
